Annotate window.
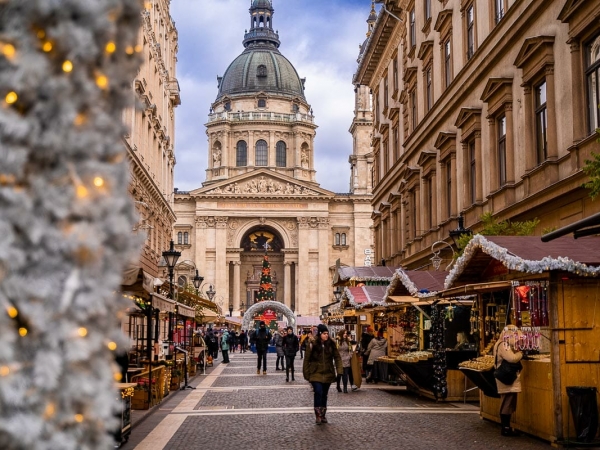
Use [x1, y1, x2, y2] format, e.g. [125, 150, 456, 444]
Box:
[425, 0, 431, 21]
[494, 0, 504, 24]
[184, 232, 189, 245]
[410, 8, 416, 50]
[255, 140, 268, 166]
[410, 89, 418, 130]
[276, 141, 286, 167]
[466, 5, 475, 60]
[469, 140, 476, 204]
[177, 231, 182, 245]
[383, 140, 389, 173]
[444, 40, 452, 88]
[393, 57, 398, 91]
[446, 162, 452, 218]
[236, 140, 247, 166]
[224, 101, 231, 111]
[535, 80, 548, 165]
[384, 76, 389, 110]
[341, 233, 347, 246]
[425, 67, 432, 112]
[335, 233, 340, 246]
[393, 125, 400, 161]
[258, 99, 266, 108]
[257, 64, 267, 78]
[586, 34, 600, 134]
[497, 115, 507, 186]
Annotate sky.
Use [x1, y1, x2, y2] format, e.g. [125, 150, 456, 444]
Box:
[170, 0, 373, 194]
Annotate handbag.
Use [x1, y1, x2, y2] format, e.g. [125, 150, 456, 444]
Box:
[493, 350, 522, 385]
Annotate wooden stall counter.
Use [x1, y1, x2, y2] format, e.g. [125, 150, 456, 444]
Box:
[115, 382, 136, 447]
[480, 359, 555, 443]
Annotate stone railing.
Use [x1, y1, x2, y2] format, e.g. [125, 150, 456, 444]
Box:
[207, 111, 314, 124]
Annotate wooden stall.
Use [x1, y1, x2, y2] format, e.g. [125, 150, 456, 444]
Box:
[443, 235, 600, 444]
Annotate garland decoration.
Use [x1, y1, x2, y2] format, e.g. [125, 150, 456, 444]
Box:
[0, 1, 143, 448]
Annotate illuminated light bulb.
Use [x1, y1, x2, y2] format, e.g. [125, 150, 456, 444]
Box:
[74, 414, 84, 423]
[37, 30, 46, 39]
[44, 403, 55, 418]
[93, 177, 104, 187]
[18, 327, 27, 337]
[114, 372, 123, 381]
[96, 75, 108, 89]
[125, 46, 134, 55]
[144, 1, 152, 10]
[2, 43, 16, 59]
[42, 41, 53, 52]
[134, 44, 143, 53]
[76, 185, 88, 198]
[105, 42, 116, 54]
[0, 366, 10, 376]
[73, 113, 86, 126]
[62, 60, 73, 73]
[7, 306, 18, 318]
[78, 327, 88, 337]
[5, 91, 18, 104]
[107, 341, 117, 351]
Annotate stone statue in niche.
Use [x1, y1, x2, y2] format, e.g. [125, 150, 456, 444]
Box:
[301, 149, 309, 168]
[213, 148, 221, 166]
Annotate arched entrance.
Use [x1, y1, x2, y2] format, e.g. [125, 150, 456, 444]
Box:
[242, 300, 296, 331]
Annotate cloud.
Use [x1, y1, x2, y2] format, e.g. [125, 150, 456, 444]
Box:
[171, 0, 369, 193]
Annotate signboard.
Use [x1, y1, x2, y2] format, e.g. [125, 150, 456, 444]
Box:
[344, 316, 358, 324]
[253, 308, 278, 330]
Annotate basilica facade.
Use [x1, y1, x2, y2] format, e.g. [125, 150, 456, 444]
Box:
[173, 0, 374, 317]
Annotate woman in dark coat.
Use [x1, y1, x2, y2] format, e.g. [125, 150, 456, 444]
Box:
[303, 324, 343, 425]
[282, 326, 299, 382]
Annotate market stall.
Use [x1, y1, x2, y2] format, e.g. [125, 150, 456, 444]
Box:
[443, 235, 600, 445]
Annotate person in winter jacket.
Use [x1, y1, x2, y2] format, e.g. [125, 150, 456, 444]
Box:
[206, 330, 219, 360]
[494, 325, 523, 437]
[303, 324, 343, 425]
[238, 330, 248, 352]
[251, 321, 272, 374]
[274, 330, 285, 371]
[359, 326, 374, 377]
[336, 329, 355, 393]
[220, 330, 230, 363]
[364, 329, 387, 383]
[282, 326, 299, 382]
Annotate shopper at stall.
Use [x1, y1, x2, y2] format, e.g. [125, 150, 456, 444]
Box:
[494, 325, 523, 437]
[282, 326, 299, 382]
[274, 329, 285, 371]
[303, 324, 343, 425]
[251, 321, 272, 374]
[454, 331, 470, 350]
[207, 329, 219, 360]
[335, 329, 355, 393]
[364, 329, 387, 383]
[360, 326, 374, 378]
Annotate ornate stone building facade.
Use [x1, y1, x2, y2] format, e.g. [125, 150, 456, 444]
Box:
[173, 0, 373, 317]
[124, 0, 180, 277]
[354, 0, 600, 269]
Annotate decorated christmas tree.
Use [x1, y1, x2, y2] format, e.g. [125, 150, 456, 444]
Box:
[256, 253, 275, 302]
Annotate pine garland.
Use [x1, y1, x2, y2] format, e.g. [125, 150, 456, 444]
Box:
[0, 1, 143, 448]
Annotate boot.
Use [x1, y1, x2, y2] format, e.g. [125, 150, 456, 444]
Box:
[336, 384, 342, 392]
[291, 369, 295, 381]
[314, 407, 322, 425]
[320, 407, 328, 424]
[286, 367, 289, 382]
[343, 386, 348, 393]
[500, 414, 516, 436]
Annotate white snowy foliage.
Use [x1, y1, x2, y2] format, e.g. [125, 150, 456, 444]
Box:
[0, 0, 144, 448]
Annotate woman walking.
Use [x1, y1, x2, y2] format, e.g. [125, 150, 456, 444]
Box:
[303, 324, 343, 425]
[336, 329, 355, 393]
[494, 325, 523, 436]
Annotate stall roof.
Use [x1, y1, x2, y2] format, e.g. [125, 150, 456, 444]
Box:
[384, 269, 447, 300]
[121, 266, 159, 298]
[445, 234, 600, 288]
[336, 266, 400, 283]
[295, 316, 322, 327]
[346, 285, 388, 308]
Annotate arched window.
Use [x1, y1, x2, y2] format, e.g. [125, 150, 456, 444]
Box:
[177, 276, 187, 288]
[335, 233, 340, 246]
[257, 65, 267, 78]
[255, 140, 268, 166]
[258, 99, 266, 108]
[236, 140, 247, 166]
[341, 233, 347, 246]
[183, 232, 189, 245]
[177, 231, 182, 244]
[276, 141, 286, 167]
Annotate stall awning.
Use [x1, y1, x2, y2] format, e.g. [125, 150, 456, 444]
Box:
[121, 265, 159, 297]
[439, 281, 512, 298]
[336, 266, 400, 283]
[199, 308, 219, 322]
[151, 293, 175, 313]
[346, 285, 389, 308]
[177, 303, 195, 318]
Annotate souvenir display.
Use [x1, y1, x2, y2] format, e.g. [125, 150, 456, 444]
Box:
[458, 355, 495, 371]
[512, 281, 549, 327]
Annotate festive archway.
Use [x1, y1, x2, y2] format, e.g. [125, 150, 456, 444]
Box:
[242, 301, 296, 331]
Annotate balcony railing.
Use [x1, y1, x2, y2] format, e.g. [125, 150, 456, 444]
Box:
[207, 111, 314, 124]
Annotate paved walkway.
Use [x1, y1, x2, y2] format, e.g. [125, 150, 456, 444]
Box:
[121, 352, 553, 450]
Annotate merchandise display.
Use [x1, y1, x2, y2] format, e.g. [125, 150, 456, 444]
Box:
[458, 355, 495, 371]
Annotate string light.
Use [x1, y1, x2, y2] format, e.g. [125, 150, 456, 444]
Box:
[74, 414, 84, 423]
[36, 30, 46, 39]
[18, 328, 27, 337]
[134, 44, 143, 53]
[96, 75, 108, 89]
[114, 372, 123, 381]
[6, 306, 18, 318]
[1, 43, 16, 60]
[62, 60, 73, 73]
[125, 46, 134, 55]
[0, 366, 9, 377]
[44, 403, 56, 418]
[73, 113, 86, 126]
[5, 91, 18, 104]
[77, 327, 88, 337]
[76, 185, 88, 198]
[42, 41, 53, 52]
[105, 42, 116, 54]
[107, 342, 117, 351]
[93, 177, 104, 187]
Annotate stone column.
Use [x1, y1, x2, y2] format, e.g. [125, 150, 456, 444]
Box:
[570, 41, 586, 142]
[462, 142, 470, 208]
[297, 218, 309, 315]
[269, 131, 276, 167]
[248, 131, 255, 167]
[318, 219, 329, 308]
[283, 261, 292, 309]
[505, 103, 515, 184]
[449, 156, 457, 216]
[195, 217, 207, 278]
[233, 260, 241, 315]
[488, 117, 499, 192]
[215, 217, 228, 308]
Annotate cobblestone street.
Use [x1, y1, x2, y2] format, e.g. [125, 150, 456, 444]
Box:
[120, 352, 557, 450]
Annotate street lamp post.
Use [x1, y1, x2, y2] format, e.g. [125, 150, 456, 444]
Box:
[206, 284, 216, 302]
[162, 240, 181, 343]
[333, 286, 343, 302]
[192, 270, 203, 295]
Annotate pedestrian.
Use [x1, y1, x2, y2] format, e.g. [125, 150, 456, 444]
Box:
[303, 324, 343, 425]
[274, 329, 284, 371]
[335, 329, 355, 393]
[494, 325, 523, 437]
[207, 329, 219, 360]
[299, 329, 308, 359]
[359, 326, 374, 378]
[282, 326, 299, 382]
[221, 329, 230, 363]
[229, 330, 237, 353]
[251, 321, 271, 374]
[364, 329, 387, 383]
[239, 330, 247, 352]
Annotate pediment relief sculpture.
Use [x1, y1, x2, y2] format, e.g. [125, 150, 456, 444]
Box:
[206, 176, 320, 196]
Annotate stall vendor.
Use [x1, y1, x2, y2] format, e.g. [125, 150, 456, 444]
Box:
[454, 331, 470, 350]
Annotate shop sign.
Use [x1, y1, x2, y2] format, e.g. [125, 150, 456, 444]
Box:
[364, 249, 373, 267]
[344, 316, 357, 324]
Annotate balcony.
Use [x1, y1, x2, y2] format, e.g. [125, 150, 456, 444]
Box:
[207, 111, 314, 125]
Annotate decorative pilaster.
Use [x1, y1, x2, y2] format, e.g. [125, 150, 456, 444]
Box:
[284, 261, 292, 309]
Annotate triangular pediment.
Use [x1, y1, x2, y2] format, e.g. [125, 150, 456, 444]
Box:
[190, 169, 334, 197]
